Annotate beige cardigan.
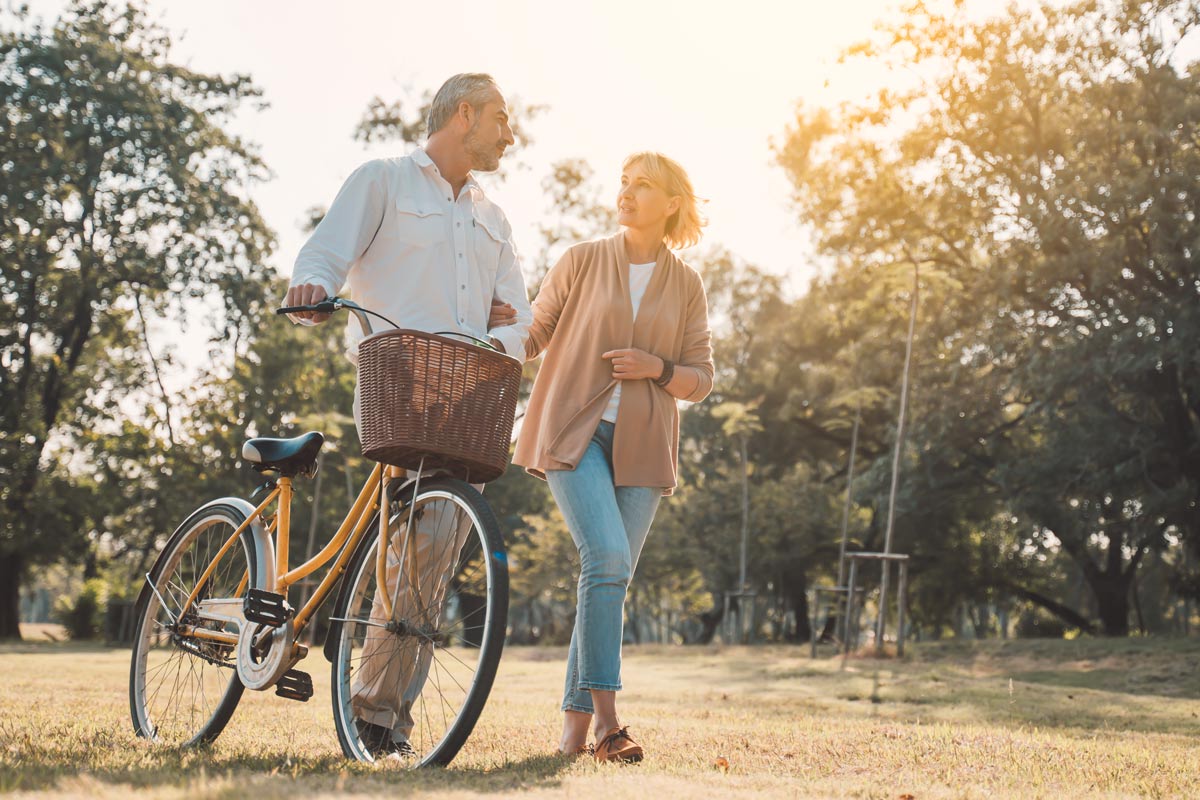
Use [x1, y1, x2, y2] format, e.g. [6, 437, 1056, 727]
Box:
[513, 232, 714, 494]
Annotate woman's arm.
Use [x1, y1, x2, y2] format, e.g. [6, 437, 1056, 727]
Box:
[602, 275, 714, 401]
[661, 275, 714, 402]
[524, 247, 577, 361]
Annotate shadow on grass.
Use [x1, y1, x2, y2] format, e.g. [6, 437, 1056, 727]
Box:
[666, 640, 1200, 738]
[0, 747, 578, 795]
[1004, 667, 1200, 700]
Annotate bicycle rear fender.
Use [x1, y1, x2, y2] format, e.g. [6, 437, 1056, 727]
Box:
[143, 497, 275, 597]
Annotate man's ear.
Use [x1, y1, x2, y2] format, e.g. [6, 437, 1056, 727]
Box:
[458, 100, 475, 128]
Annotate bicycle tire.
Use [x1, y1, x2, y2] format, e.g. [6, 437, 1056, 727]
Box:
[328, 477, 508, 766]
[128, 500, 269, 747]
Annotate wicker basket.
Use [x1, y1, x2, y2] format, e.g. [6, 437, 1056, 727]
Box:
[356, 329, 522, 483]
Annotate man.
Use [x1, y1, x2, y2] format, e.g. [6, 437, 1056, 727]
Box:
[285, 73, 531, 757]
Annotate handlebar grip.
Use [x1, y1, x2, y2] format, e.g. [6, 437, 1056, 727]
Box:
[276, 300, 337, 315]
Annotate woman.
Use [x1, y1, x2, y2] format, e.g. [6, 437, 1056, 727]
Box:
[510, 152, 714, 762]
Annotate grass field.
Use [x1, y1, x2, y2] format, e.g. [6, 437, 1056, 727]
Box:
[2, 634, 1199, 799]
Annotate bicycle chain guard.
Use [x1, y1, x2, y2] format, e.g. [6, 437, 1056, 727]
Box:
[236, 618, 296, 690]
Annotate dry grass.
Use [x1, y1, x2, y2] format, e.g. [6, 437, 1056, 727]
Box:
[2, 635, 1199, 799]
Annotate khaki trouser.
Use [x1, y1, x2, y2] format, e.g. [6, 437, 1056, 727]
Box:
[349, 493, 473, 741]
[350, 382, 477, 742]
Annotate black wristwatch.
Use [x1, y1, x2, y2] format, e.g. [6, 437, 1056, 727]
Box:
[654, 358, 675, 387]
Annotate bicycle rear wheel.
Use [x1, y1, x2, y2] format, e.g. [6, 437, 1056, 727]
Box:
[329, 477, 508, 766]
[128, 500, 267, 747]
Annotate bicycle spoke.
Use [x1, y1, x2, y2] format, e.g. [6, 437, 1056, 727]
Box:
[132, 512, 252, 747]
[331, 482, 505, 767]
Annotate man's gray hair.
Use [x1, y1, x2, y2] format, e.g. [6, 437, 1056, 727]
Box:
[427, 73, 499, 135]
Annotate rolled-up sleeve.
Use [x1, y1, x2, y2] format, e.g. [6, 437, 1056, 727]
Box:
[287, 160, 388, 322]
[670, 273, 714, 402]
[488, 235, 533, 360]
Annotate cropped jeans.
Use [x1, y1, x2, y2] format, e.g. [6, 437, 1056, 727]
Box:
[545, 421, 661, 713]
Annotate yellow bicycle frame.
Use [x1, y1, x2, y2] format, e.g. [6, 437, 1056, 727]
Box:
[179, 462, 411, 644]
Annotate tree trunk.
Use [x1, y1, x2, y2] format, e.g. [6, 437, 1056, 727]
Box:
[0, 552, 24, 640]
[1093, 578, 1131, 636]
[696, 601, 724, 645]
[820, 612, 838, 642]
[1005, 583, 1097, 634]
[786, 570, 811, 643]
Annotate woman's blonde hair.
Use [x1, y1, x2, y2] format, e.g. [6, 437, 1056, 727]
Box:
[622, 151, 707, 250]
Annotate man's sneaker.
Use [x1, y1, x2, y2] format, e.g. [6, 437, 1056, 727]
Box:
[355, 719, 414, 758]
[382, 739, 416, 761]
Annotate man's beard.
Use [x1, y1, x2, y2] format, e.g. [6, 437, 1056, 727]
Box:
[464, 123, 501, 172]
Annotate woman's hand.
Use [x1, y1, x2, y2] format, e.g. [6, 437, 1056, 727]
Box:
[489, 297, 517, 329]
[601, 348, 664, 381]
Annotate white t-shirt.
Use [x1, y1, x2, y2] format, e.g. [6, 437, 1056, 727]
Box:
[602, 262, 657, 424]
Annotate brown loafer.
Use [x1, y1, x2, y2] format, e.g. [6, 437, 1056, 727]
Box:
[594, 726, 644, 763]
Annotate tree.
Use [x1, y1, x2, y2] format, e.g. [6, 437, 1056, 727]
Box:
[775, 0, 1200, 635]
[0, 1, 274, 638]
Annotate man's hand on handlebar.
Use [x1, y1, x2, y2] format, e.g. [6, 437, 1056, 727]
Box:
[285, 284, 332, 323]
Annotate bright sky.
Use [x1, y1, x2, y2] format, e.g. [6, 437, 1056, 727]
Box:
[17, 0, 1036, 389]
[22, 0, 1018, 284]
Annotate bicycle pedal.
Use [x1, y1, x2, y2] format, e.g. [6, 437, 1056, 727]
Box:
[243, 588, 294, 627]
[274, 669, 313, 702]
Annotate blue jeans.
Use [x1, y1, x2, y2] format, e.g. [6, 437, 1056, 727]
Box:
[545, 421, 662, 713]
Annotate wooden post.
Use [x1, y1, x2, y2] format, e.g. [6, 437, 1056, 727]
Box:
[878, 262, 920, 653]
[811, 588, 821, 658]
[875, 559, 890, 656]
[843, 559, 859, 662]
[722, 592, 731, 644]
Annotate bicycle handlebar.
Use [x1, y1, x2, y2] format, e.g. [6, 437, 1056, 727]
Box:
[276, 297, 499, 352]
[276, 300, 338, 315]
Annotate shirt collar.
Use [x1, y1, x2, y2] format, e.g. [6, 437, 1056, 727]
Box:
[411, 147, 434, 169]
[412, 147, 483, 198]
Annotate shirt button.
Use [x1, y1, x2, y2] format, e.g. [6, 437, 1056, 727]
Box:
[461, 284, 466, 289]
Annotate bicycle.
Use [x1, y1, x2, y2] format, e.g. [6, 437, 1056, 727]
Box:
[128, 298, 516, 766]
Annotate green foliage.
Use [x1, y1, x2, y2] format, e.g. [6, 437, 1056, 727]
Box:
[0, 0, 275, 637]
[52, 577, 105, 640]
[1014, 607, 1069, 640]
[774, 0, 1200, 636]
[12, 0, 1200, 647]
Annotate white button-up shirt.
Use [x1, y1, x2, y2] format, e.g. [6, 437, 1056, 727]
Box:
[287, 148, 532, 362]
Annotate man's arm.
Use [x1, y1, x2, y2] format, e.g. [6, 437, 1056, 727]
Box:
[487, 236, 533, 359]
[286, 160, 388, 325]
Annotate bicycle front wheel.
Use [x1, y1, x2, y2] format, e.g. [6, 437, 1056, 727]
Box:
[128, 500, 267, 747]
[329, 477, 508, 766]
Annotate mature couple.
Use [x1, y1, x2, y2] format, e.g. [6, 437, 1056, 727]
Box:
[286, 73, 713, 763]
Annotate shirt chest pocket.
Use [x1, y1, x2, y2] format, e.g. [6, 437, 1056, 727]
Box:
[471, 208, 507, 274]
[393, 199, 446, 249]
